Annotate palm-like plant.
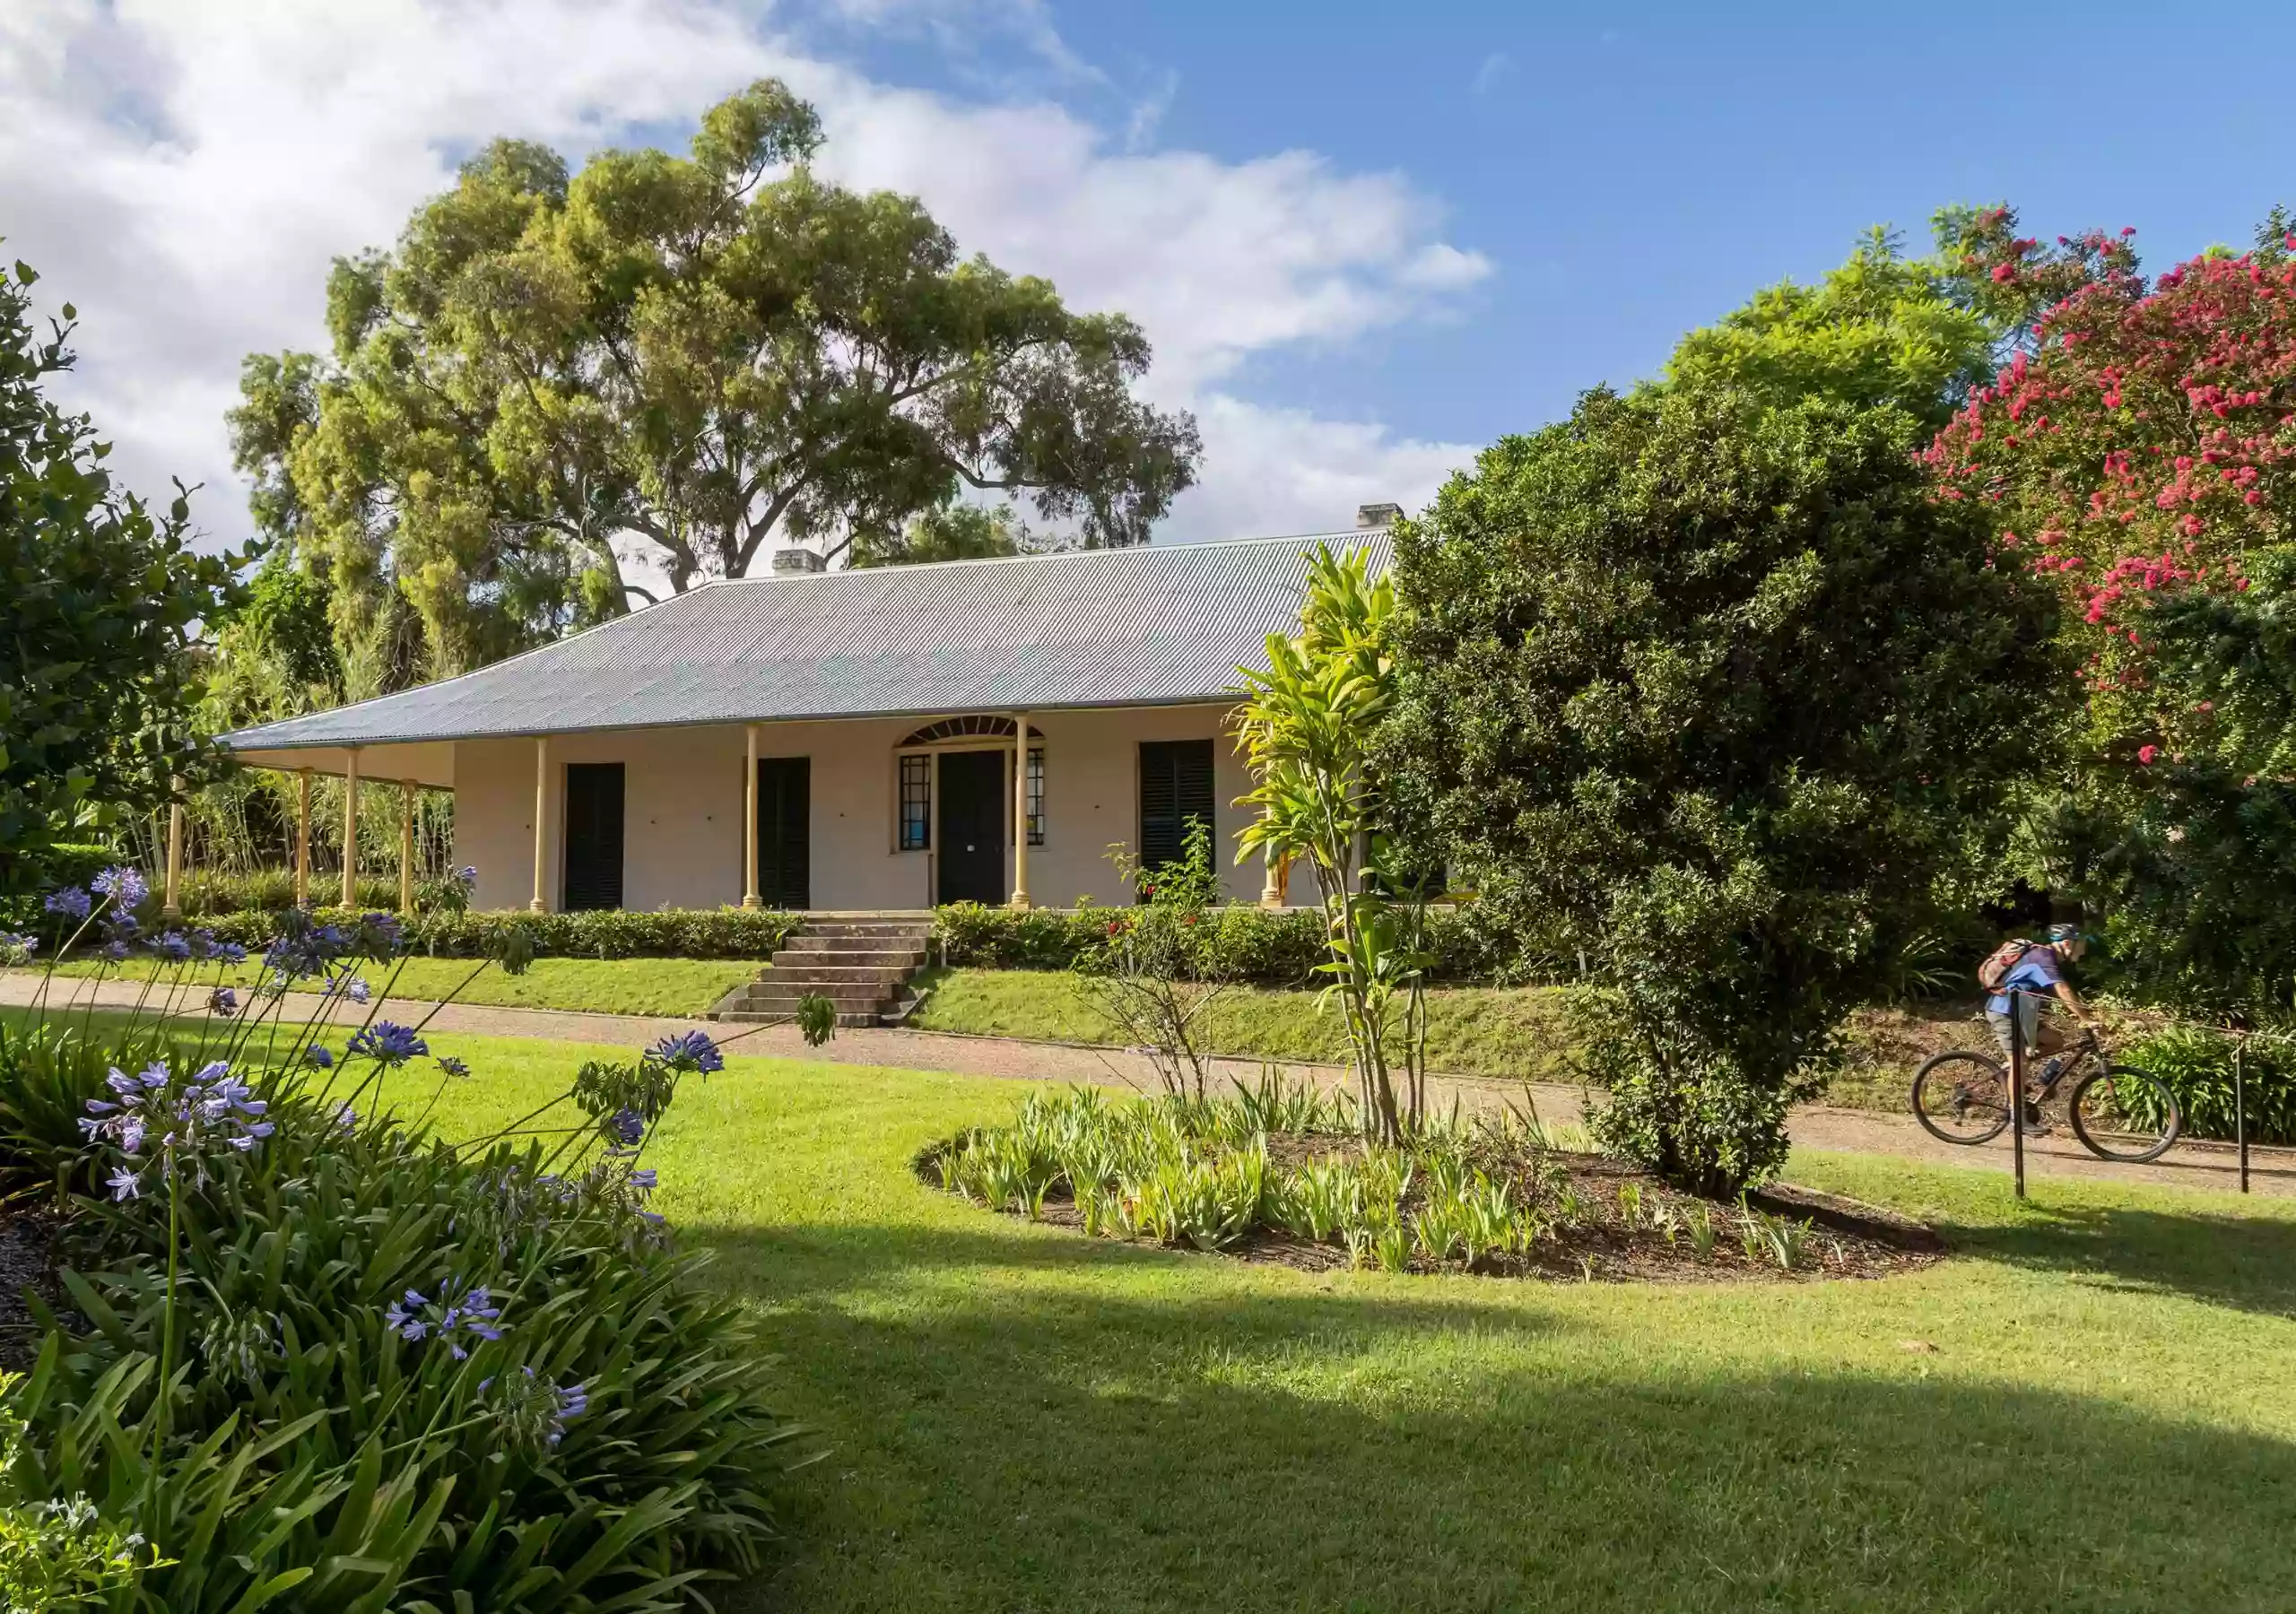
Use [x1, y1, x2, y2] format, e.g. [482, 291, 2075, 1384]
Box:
[1234, 545, 1433, 1141]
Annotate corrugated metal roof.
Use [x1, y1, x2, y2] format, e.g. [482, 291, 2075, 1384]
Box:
[221, 530, 1390, 751]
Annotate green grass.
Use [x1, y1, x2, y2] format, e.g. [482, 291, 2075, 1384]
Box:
[8, 956, 766, 1017]
[9, 1001, 2296, 1610]
[911, 966, 1578, 1081]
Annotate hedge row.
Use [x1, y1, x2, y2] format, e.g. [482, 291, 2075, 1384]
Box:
[931, 901, 1517, 986]
[180, 906, 806, 961]
[2121, 1026, 2296, 1146]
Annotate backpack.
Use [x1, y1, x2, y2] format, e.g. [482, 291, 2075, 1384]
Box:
[1977, 939, 2034, 993]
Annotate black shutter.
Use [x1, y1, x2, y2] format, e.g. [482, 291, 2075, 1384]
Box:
[562, 763, 625, 911]
[1138, 740, 1215, 878]
[756, 757, 811, 910]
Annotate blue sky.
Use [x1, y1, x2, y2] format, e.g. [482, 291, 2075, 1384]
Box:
[832, 0, 2296, 446]
[7, 0, 2292, 560]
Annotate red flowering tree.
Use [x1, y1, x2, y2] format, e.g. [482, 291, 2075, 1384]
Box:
[1926, 213, 2296, 762]
[1928, 209, 2296, 1015]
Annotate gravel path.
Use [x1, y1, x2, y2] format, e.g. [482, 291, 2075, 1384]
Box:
[8, 972, 2289, 1199]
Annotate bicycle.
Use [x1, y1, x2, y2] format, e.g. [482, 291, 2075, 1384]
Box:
[1910, 1023, 2183, 1164]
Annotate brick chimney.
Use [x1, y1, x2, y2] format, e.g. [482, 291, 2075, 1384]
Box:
[1355, 502, 1402, 529]
[772, 546, 826, 574]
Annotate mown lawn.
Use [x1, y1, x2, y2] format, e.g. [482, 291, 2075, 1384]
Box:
[4, 1003, 2292, 1610]
[911, 965, 1579, 1082]
[370, 1035, 2296, 1609]
[8, 955, 766, 1017]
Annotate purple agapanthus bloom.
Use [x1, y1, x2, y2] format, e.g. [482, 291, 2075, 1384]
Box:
[82, 1059, 271, 1177]
[603, 1108, 645, 1150]
[99, 941, 130, 963]
[549, 1380, 589, 1446]
[456, 865, 477, 888]
[436, 1055, 470, 1079]
[212, 939, 248, 965]
[385, 1278, 506, 1357]
[152, 932, 192, 963]
[42, 887, 91, 921]
[348, 1022, 427, 1064]
[304, 1045, 335, 1070]
[107, 1166, 142, 1201]
[359, 912, 404, 951]
[90, 866, 148, 910]
[629, 1168, 657, 1193]
[209, 986, 238, 1018]
[0, 931, 35, 961]
[649, 1028, 724, 1074]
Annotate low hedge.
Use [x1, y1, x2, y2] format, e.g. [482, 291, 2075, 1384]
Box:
[931, 902, 1514, 986]
[2120, 1026, 2296, 1146]
[165, 907, 805, 962]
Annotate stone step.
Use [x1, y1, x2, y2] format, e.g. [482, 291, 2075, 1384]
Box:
[770, 947, 927, 969]
[802, 921, 933, 938]
[733, 984, 896, 1010]
[754, 966, 914, 988]
[718, 1008, 885, 1028]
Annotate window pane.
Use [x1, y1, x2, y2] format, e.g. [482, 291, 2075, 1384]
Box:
[899, 754, 930, 850]
[1026, 747, 1045, 847]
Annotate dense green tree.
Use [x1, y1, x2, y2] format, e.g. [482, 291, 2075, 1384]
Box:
[0, 257, 253, 892]
[848, 500, 1037, 568]
[1666, 225, 1997, 430]
[231, 79, 1197, 691]
[1378, 386, 2061, 1192]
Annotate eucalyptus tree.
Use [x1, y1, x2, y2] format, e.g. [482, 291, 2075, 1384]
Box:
[231, 79, 1200, 689]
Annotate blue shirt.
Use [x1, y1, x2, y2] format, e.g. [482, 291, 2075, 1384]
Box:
[1987, 946, 2064, 1015]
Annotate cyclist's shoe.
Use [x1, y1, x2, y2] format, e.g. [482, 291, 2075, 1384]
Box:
[2018, 1122, 2054, 1137]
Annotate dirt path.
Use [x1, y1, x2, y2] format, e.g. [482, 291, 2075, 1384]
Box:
[8, 972, 2290, 1200]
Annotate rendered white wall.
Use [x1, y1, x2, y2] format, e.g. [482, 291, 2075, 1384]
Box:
[453, 703, 1262, 912]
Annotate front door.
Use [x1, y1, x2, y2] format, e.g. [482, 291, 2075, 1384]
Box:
[563, 763, 625, 911]
[754, 756, 811, 909]
[936, 749, 1007, 906]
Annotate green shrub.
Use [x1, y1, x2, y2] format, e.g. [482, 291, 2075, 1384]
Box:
[933, 902, 1502, 986]
[170, 906, 805, 962]
[2118, 1027, 2296, 1146]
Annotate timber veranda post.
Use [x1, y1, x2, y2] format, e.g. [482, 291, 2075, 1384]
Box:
[399, 779, 418, 915]
[1010, 710, 1031, 910]
[294, 768, 313, 907]
[162, 778, 186, 921]
[341, 747, 361, 909]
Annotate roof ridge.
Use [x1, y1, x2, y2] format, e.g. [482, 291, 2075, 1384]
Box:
[707, 526, 1387, 586]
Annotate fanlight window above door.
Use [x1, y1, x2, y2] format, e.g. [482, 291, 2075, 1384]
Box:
[897, 716, 1042, 746]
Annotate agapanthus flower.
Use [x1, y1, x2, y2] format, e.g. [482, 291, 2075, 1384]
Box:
[629, 1168, 657, 1193]
[649, 1028, 724, 1074]
[456, 865, 477, 888]
[603, 1107, 645, 1150]
[322, 972, 372, 1003]
[42, 887, 91, 921]
[357, 912, 405, 952]
[549, 1379, 589, 1446]
[0, 932, 36, 963]
[211, 939, 248, 965]
[209, 986, 238, 1018]
[304, 1045, 335, 1070]
[152, 932, 192, 963]
[383, 1277, 507, 1358]
[98, 941, 130, 963]
[348, 1022, 427, 1064]
[82, 1059, 271, 1178]
[436, 1055, 471, 1079]
[90, 866, 148, 910]
[107, 1166, 142, 1202]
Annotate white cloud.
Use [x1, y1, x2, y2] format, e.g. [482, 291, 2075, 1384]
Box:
[0, 0, 1486, 554]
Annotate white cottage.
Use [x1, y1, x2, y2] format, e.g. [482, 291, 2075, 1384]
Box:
[219, 521, 1393, 915]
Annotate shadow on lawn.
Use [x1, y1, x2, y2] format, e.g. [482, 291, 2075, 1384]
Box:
[707, 1220, 2296, 1614]
[1931, 1199, 2296, 1320]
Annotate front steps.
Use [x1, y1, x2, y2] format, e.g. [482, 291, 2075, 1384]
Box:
[711, 915, 935, 1028]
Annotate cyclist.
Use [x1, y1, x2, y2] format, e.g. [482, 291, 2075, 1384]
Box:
[1985, 922, 2096, 1130]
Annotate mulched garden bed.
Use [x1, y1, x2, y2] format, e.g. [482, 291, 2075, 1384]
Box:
[922, 1134, 1944, 1284]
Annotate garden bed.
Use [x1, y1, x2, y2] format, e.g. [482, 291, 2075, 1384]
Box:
[918, 1083, 1941, 1284]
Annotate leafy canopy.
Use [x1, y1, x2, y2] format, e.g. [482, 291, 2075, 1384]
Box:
[1378, 385, 2061, 1191]
[0, 256, 251, 892]
[230, 79, 1199, 691]
[1666, 225, 1997, 430]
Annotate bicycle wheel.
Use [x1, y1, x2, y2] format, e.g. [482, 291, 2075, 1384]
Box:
[1911, 1051, 2012, 1145]
[2068, 1065, 2182, 1164]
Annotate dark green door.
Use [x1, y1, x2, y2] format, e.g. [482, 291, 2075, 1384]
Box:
[754, 756, 810, 909]
[936, 750, 1006, 907]
[562, 763, 625, 911]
